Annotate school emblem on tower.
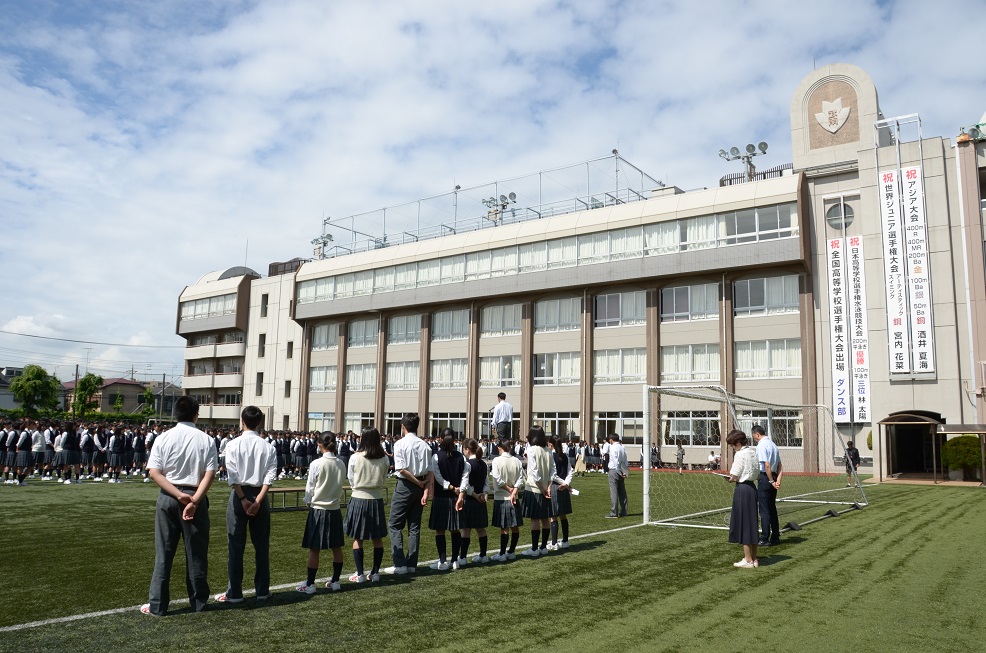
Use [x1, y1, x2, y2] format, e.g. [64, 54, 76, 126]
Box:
[815, 97, 851, 134]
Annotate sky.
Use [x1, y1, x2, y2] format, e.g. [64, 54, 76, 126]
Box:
[1, 0, 983, 386]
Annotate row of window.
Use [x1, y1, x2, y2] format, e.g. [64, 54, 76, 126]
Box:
[180, 293, 236, 320]
[188, 331, 245, 346]
[297, 203, 797, 304]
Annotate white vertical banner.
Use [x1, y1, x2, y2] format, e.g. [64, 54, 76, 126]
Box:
[827, 238, 851, 423]
[878, 169, 909, 373]
[847, 236, 871, 423]
[901, 165, 935, 373]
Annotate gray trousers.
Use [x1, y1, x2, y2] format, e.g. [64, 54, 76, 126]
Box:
[225, 488, 271, 599]
[148, 490, 210, 615]
[608, 470, 628, 517]
[389, 479, 424, 568]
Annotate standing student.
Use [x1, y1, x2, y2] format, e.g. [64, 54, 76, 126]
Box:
[491, 392, 514, 438]
[844, 441, 861, 487]
[344, 427, 389, 583]
[106, 428, 125, 483]
[521, 426, 554, 557]
[428, 429, 465, 571]
[489, 436, 524, 561]
[548, 434, 574, 550]
[60, 422, 82, 484]
[605, 433, 629, 518]
[675, 442, 685, 474]
[141, 396, 217, 617]
[455, 438, 490, 565]
[384, 413, 433, 575]
[216, 406, 277, 604]
[297, 432, 347, 594]
[751, 424, 782, 547]
[725, 429, 760, 568]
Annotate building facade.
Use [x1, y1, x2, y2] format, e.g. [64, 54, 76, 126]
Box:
[176, 65, 986, 478]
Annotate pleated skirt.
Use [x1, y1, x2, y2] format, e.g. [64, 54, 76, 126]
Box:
[344, 497, 387, 541]
[522, 490, 552, 519]
[302, 507, 345, 549]
[551, 488, 572, 516]
[459, 497, 488, 529]
[428, 495, 460, 531]
[728, 482, 759, 545]
[491, 499, 524, 529]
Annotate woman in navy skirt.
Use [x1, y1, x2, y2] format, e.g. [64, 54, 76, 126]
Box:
[548, 435, 574, 550]
[490, 436, 524, 561]
[455, 438, 489, 565]
[60, 423, 82, 484]
[343, 427, 389, 583]
[428, 429, 465, 571]
[726, 429, 760, 568]
[298, 432, 348, 593]
[521, 426, 555, 557]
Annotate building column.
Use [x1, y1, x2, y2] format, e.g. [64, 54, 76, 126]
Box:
[375, 314, 387, 426]
[298, 322, 311, 431]
[580, 290, 594, 442]
[646, 287, 662, 456]
[520, 301, 534, 435]
[800, 272, 819, 473]
[335, 322, 347, 432]
[419, 313, 431, 421]
[466, 303, 480, 439]
[720, 276, 735, 455]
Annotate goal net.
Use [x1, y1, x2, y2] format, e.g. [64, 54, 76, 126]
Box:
[642, 385, 867, 531]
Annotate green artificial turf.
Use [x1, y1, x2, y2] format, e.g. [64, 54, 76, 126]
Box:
[0, 475, 983, 652]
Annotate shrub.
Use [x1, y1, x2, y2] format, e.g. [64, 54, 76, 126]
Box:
[941, 435, 982, 481]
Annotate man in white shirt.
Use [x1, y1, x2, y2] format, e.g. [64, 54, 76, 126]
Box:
[141, 396, 218, 617]
[752, 424, 782, 546]
[605, 433, 630, 518]
[383, 413, 433, 575]
[216, 406, 277, 604]
[491, 392, 514, 438]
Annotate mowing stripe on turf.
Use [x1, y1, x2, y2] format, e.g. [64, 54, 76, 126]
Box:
[0, 521, 645, 633]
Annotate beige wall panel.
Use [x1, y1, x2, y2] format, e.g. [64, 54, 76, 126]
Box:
[478, 335, 523, 357]
[385, 343, 422, 362]
[345, 347, 378, 365]
[533, 331, 581, 354]
[531, 386, 582, 412]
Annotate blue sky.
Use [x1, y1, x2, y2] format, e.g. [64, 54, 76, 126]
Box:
[0, 0, 982, 384]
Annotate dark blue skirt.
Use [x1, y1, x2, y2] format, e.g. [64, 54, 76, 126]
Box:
[459, 497, 488, 529]
[492, 499, 523, 529]
[728, 482, 759, 545]
[344, 497, 387, 541]
[302, 507, 344, 549]
[428, 495, 459, 531]
[551, 487, 572, 516]
[522, 490, 552, 519]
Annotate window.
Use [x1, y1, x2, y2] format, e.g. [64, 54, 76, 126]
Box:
[719, 209, 759, 245]
[260, 293, 269, 318]
[594, 412, 644, 445]
[256, 372, 263, 396]
[644, 222, 679, 254]
[395, 263, 417, 289]
[479, 355, 521, 387]
[308, 412, 336, 432]
[374, 266, 395, 293]
[440, 255, 465, 283]
[533, 412, 579, 440]
[534, 297, 581, 333]
[383, 413, 404, 438]
[386, 361, 420, 390]
[346, 363, 377, 391]
[283, 416, 290, 430]
[465, 251, 492, 280]
[594, 291, 645, 328]
[429, 413, 467, 438]
[430, 358, 468, 389]
[216, 392, 241, 406]
[354, 270, 373, 296]
[190, 334, 218, 347]
[309, 366, 337, 392]
[221, 331, 244, 343]
[179, 293, 236, 320]
[662, 411, 721, 447]
[258, 334, 266, 358]
[757, 203, 796, 239]
[344, 412, 375, 434]
[286, 341, 294, 359]
[284, 380, 292, 398]
[189, 361, 214, 376]
[491, 246, 518, 276]
[190, 393, 212, 406]
[609, 227, 643, 260]
[738, 410, 803, 447]
[312, 323, 339, 350]
[735, 339, 801, 378]
[480, 304, 522, 336]
[534, 352, 580, 385]
[216, 358, 241, 374]
[661, 283, 719, 322]
[547, 237, 577, 269]
[388, 315, 421, 344]
[432, 309, 469, 341]
[348, 318, 379, 348]
[681, 215, 718, 250]
[594, 348, 646, 384]
[660, 344, 720, 382]
[734, 276, 799, 316]
[578, 231, 609, 263]
[519, 242, 547, 272]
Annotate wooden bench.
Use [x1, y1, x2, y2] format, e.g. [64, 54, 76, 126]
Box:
[267, 485, 391, 513]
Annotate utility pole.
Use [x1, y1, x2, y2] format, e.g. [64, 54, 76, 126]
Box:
[72, 364, 80, 418]
[159, 373, 165, 417]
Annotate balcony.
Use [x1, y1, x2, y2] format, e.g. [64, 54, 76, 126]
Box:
[213, 372, 244, 388]
[184, 344, 217, 360]
[216, 341, 246, 357]
[183, 374, 215, 389]
[211, 405, 242, 421]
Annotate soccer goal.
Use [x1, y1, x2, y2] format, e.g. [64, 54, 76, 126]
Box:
[641, 385, 868, 531]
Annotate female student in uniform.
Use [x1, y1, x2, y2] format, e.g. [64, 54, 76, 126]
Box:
[297, 432, 348, 593]
[548, 434, 574, 550]
[455, 438, 489, 565]
[489, 435, 524, 561]
[428, 429, 465, 571]
[725, 429, 760, 568]
[521, 426, 554, 557]
[343, 427, 389, 583]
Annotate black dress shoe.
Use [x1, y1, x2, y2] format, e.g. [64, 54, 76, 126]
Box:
[604, 514, 618, 518]
[757, 539, 771, 546]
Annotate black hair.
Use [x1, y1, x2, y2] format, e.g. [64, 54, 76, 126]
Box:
[463, 437, 481, 459]
[725, 429, 748, 446]
[497, 436, 513, 452]
[750, 424, 766, 437]
[439, 432, 457, 454]
[359, 427, 386, 459]
[527, 425, 547, 448]
[240, 405, 264, 431]
[318, 431, 337, 454]
[550, 434, 565, 456]
[401, 413, 420, 433]
[175, 395, 199, 423]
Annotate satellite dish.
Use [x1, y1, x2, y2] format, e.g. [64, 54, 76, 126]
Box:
[746, 144, 756, 154]
[499, 195, 507, 203]
[758, 141, 768, 153]
[508, 192, 516, 201]
[730, 146, 740, 157]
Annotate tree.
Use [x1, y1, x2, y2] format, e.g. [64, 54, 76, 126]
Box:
[141, 386, 156, 417]
[9, 365, 61, 416]
[72, 373, 104, 418]
[941, 435, 982, 481]
[113, 393, 125, 413]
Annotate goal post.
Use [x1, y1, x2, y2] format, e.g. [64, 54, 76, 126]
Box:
[642, 384, 867, 531]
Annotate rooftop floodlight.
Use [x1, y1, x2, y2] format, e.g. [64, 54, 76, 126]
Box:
[718, 149, 728, 160]
[746, 143, 756, 154]
[508, 191, 516, 201]
[719, 140, 769, 183]
[500, 194, 507, 202]
[730, 146, 740, 157]
[758, 141, 768, 153]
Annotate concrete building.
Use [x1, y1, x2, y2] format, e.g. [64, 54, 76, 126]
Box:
[176, 64, 986, 479]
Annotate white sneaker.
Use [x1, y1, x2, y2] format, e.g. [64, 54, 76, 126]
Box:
[381, 566, 407, 575]
[407, 567, 416, 573]
[367, 573, 380, 582]
[18, 482, 27, 486]
[102, 473, 109, 478]
[108, 478, 116, 484]
[560, 541, 571, 549]
[215, 592, 243, 603]
[545, 543, 558, 551]
[92, 477, 101, 482]
[472, 555, 490, 564]
[539, 547, 549, 555]
[429, 561, 450, 571]
[143, 477, 151, 483]
[348, 572, 365, 583]
[326, 581, 341, 592]
[521, 548, 540, 558]
[75, 479, 82, 484]
[506, 552, 517, 560]
[733, 559, 755, 568]
[296, 583, 316, 595]
[63, 479, 73, 485]
[489, 554, 505, 562]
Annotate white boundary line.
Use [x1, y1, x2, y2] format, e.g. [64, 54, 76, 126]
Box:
[0, 521, 645, 633]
